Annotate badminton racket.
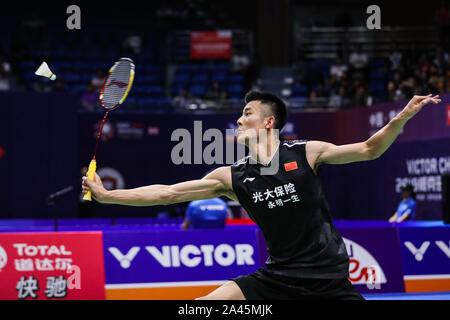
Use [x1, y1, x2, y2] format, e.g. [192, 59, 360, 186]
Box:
[83, 57, 135, 201]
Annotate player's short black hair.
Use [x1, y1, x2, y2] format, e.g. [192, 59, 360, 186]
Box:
[244, 90, 287, 131]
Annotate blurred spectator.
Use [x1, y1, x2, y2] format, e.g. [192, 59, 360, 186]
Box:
[0, 69, 11, 91]
[293, 56, 308, 85]
[328, 86, 350, 109]
[182, 197, 227, 230]
[172, 88, 191, 108]
[91, 70, 105, 92]
[122, 32, 142, 55]
[53, 79, 67, 92]
[231, 47, 250, 75]
[330, 56, 348, 80]
[353, 85, 372, 107]
[400, 76, 418, 99]
[392, 71, 402, 87]
[219, 90, 230, 102]
[387, 81, 405, 101]
[388, 184, 416, 223]
[32, 78, 52, 92]
[307, 91, 325, 108]
[205, 81, 221, 100]
[0, 55, 12, 91]
[315, 83, 330, 98]
[349, 44, 368, 71]
[417, 53, 430, 73]
[389, 43, 403, 71]
[81, 84, 99, 111]
[0, 54, 11, 74]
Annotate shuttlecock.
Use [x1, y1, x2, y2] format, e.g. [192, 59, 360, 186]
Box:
[35, 62, 56, 80]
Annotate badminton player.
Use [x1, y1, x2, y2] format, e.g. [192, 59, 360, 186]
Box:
[82, 90, 440, 300]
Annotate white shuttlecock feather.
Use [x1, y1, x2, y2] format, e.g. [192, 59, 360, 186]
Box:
[35, 62, 56, 81]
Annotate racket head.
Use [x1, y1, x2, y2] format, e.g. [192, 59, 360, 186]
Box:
[99, 57, 135, 111]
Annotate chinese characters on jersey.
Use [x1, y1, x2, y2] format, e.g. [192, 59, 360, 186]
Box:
[252, 183, 300, 209]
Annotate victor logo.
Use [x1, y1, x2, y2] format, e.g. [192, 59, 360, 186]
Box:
[108, 244, 255, 269]
[108, 247, 140, 269]
[404, 241, 450, 261]
[404, 241, 430, 261]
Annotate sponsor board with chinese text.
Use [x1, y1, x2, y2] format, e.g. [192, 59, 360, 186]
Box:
[0, 232, 105, 300]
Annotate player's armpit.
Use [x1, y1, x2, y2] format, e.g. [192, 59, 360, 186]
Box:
[307, 140, 374, 166]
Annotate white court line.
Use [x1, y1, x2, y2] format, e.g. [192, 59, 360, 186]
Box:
[105, 280, 228, 289]
[403, 274, 450, 280]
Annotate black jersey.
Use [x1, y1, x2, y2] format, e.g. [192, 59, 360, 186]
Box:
[231, 139, 349, 279]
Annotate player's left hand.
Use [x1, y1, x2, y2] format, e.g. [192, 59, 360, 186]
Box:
[401, 94, 441, 120]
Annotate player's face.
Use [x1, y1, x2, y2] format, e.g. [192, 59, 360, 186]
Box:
[236, 101, 267, 145]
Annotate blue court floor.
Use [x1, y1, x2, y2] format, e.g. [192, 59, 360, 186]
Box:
[363, 291, 450, 300]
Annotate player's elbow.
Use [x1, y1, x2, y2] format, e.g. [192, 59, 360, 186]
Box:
[365, 144, 379, 160]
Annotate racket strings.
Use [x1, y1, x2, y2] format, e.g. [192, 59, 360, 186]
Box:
[102, 61, 133, 109]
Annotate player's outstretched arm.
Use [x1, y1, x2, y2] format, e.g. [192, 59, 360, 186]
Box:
[308, 94, 441, 167]
[82, 166, 235, 206]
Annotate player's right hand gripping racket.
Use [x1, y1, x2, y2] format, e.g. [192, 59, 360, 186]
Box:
[83, 57, 135, 201]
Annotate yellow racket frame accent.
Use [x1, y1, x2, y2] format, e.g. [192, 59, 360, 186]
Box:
[83, 159, 97, 201]
[120, 69, 135, 104]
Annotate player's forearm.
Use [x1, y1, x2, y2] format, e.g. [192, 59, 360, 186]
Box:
[366, 112, 409, 159]
[101, 184, 171, 206]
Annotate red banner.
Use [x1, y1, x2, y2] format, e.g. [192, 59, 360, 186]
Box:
[0, 232, 105, 300]
[190, 30, 232, 59]
[447, 104, 450, 126]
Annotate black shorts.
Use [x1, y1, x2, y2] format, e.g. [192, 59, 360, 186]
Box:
[231, 268, 364, 300]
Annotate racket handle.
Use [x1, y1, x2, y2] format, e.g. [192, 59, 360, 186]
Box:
[83, 160, 97, 201]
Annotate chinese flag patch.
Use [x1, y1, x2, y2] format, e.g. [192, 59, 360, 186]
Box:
[284, 161, 298, 172]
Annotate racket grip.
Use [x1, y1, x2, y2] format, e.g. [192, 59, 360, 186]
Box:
[83, 160, 97, 201]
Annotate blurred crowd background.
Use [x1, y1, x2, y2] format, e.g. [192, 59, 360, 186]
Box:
[0, 0, 448, 112]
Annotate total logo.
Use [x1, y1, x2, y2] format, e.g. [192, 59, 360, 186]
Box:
[0, 245, 7, 271]
[109, 244, 255, 269]
[343, 238, 387, 289]
[13, 244, 72, 257]
[404, 241, 450, 261]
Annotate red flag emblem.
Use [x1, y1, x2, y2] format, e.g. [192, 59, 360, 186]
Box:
[284, 161, 298, 172]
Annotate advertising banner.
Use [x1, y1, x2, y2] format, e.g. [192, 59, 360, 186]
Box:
[103, 228, 260, 299]
[397, 222, 450, 292]
[0, 232, 105, 300]
[335, 222, 405, 294]
[190, 30, 232, 59]
[321, 137, 450, 220]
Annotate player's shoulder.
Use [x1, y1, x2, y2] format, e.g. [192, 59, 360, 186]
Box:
[231, 155, 251, 167]
[281, 139, 308, 149]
